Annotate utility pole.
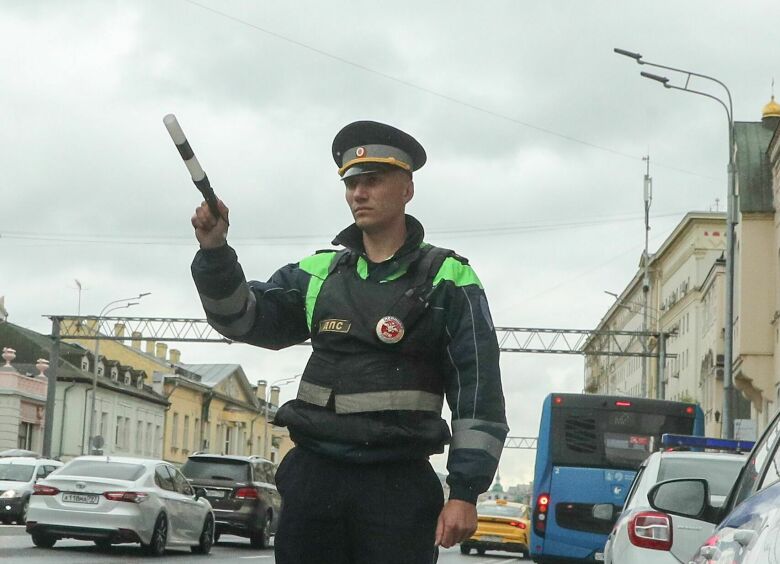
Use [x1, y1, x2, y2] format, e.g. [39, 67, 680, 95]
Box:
[642, 155, 652, 398]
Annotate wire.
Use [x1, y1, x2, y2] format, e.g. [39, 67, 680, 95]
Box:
[180, 0, 717, 181]
[0, 210, 689, 247]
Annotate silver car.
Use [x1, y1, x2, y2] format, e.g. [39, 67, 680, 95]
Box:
[0, 456, 63, 524]
[603, 449, 746, 564]
[25, 455, 214, 556]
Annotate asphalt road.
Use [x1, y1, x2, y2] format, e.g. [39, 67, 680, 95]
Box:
[0, 524, 526, 563]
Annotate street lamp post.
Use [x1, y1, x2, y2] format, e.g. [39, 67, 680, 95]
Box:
[615, 48, 737, 437]
[86, 293, 150, 454]
[263, 375, 300, 460]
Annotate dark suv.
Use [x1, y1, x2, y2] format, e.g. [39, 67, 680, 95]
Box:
[181, 454, 281, 548]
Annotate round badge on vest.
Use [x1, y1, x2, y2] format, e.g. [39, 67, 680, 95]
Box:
[376, 316, 405, 344]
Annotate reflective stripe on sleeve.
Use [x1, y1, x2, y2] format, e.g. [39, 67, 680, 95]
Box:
[334, 390, 443, 414]
[198, 283, 252, 317]
[296, 381, 332, 407]
[205, 292, 257, 337]
[450, 428, 504, 461]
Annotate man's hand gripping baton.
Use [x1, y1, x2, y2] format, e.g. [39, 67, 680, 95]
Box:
[163, 114, 228, 225]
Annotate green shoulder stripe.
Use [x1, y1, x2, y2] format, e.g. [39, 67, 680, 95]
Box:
[299, 251, 337, 331]
[433, 256, 483, 288]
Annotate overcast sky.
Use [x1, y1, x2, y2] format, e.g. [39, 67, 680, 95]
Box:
[2, 0, 778, 485]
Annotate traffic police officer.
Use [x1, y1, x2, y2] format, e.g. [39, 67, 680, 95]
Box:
[191, 120, 508, 563]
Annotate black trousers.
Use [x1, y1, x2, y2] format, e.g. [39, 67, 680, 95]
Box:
[274, 446, 444, 564]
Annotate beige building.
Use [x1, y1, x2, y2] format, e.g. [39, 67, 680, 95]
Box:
[586, 97, 780, 440]
[584, 213, 727, 434]
[731, 101, 780, 433]
[62, 320, 292, 465]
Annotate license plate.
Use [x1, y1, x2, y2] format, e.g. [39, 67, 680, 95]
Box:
[206, 489, 225, 498]
[480, 535, 502, 543]
[62, 493, 99, 504]
[595, 552, 605, 561]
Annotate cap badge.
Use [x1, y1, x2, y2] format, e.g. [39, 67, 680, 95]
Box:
[376, 316, 404, 344]
[356, 146, 366, 158]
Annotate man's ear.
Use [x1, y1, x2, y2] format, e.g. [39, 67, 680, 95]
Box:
[404, 179, 415, 204]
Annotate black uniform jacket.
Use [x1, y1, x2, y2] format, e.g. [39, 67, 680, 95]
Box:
[191, 215, 509, 503]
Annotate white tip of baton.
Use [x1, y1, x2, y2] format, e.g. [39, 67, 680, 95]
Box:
[163, 113, 187, 144]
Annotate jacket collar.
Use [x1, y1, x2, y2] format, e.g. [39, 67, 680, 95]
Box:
[332, 214, 425, 262]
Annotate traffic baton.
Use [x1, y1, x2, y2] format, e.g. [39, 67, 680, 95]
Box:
[163, 113, 228, 225]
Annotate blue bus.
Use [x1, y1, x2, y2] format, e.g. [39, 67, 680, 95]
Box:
[530, 393, 704, 563]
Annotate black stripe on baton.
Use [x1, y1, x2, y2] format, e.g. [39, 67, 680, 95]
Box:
[175, 140, 195, 161]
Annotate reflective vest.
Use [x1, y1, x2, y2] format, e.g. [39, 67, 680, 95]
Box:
[296, 245, 451, 415]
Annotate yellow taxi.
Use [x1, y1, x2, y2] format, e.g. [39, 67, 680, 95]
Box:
[460, 499, 530, 556]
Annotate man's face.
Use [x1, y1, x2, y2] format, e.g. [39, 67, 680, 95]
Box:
[344, 168, 414, 233]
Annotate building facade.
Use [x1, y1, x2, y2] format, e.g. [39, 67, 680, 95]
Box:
[0, 321, 168, 460]
[0, 348, 47, 453]
[584, 213, 727, 431]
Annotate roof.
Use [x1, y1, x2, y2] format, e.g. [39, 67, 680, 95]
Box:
[0, 457, 62, 464]
[648, 450, 748, 463]
[65, 455, 166, 467]
[176, 363, 243, 386]
[734, 121, 775, 213]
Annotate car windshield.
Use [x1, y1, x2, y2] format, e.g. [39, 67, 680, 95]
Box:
[657, 457, 744, 496]
[61, 460, 145, 481]
[477, 503, 527, 518]
[0, 464, 34, 482]
[181, 458, 250, 481]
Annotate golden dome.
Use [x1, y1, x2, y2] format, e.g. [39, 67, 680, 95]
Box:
[763, 95, 780, 119]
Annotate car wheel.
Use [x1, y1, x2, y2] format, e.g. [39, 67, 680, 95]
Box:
[249, 512, 271, 549]
[143, 514, 168, 556]
[31, 532, 56, 548]
[460, 545, 470, 555]
[94, 539, 112, 550]
[191, 514, 214, 555]
[477, 548, 486, 555]
[18, 498, 29, 525]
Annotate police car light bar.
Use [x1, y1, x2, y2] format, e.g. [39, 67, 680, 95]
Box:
[661, 433, 755, 452]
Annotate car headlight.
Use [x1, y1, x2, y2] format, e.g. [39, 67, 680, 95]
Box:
[0, 490, 20, 499]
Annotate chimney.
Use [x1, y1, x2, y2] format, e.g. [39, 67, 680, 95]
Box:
[131, 331, 142, 350]
[155, 343, 167, 360]
[146, 340, 155, 355]
[270, 385, 280, 408]
[169, 349, 181, 364]
[114, 322, 126, 340]
[256, 379, 267, 402]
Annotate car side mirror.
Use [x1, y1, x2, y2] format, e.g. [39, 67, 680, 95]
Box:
[648, 478, 716, 522]
[591, 503, 616, 521]
[194, 487, 207, 500]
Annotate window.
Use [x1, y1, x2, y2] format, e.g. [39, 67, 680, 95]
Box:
[183, 415, 190, 452]
[155, 425, 162, 457]
[194, 418, 200, 452]
[733, 419, 780, 506]
[170, 467, 194, 496]
[171, 413, 179, 448]
[124, 417, 131, 450]
[100, 412, 108, 439]
[146, 422, 153, 456]
[64, 460, 145, 480]
[124, 371, 131, 385]
[111, 367, 119, 382]
[116, 416, 123, 448]
[17, 422, 33, 450]
[224, 426, 232, 455]
[137, 421, 144, 454]
[154, 465, 176, 491]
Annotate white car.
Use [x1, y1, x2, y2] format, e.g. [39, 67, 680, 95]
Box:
[603, 448, 746, 563]
[0, 456, 63, 524]
[25, 455, 214, 556]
